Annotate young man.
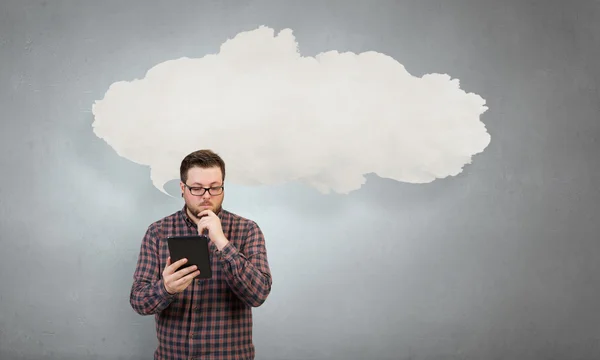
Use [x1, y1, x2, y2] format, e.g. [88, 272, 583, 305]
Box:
[130, 149, 272, 360]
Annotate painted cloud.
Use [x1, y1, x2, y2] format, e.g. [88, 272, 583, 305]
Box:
[91, 26, 490, 195]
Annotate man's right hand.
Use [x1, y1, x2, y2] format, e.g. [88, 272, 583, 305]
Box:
[162, 257, 200, 294]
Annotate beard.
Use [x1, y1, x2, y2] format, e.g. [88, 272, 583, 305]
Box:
[186, 199, 222, 221]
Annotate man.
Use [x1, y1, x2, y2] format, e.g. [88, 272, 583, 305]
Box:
[130, 149, 272, 360]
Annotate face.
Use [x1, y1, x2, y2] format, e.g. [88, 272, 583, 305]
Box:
[180, 166, 224, 221]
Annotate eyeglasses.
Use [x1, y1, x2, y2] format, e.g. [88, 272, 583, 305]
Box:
[184, 183, 224, 196]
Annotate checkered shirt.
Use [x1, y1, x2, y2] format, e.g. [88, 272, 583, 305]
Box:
[130, 206, 272, 359]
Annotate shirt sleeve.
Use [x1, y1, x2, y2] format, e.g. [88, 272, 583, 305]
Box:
[216, 221, 273, 307]
[129, 224, 177, 315]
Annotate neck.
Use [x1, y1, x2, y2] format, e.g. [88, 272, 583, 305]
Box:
[185, 206, 201, 224]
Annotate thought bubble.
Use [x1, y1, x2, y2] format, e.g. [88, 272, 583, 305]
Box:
[91, 26, 490, 195]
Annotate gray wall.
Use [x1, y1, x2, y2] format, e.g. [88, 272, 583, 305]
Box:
[1, 0, 599, 359]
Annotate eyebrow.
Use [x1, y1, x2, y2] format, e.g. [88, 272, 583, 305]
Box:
[190, 182, 221, 186]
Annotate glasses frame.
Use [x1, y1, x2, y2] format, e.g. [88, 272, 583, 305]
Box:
[183, 183, 224, 196]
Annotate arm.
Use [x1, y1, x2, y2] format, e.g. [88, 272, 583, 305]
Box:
[129, 225, 176, 315]
[216, 222, 272, 307]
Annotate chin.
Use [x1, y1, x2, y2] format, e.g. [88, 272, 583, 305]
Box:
[198, 204, 220, 214]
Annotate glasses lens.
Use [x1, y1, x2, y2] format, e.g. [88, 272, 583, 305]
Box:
[209, 187, 223, 195]
[187, 185, 222, 196]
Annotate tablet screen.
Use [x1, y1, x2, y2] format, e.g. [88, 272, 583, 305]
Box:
[166, 235, 212, 279]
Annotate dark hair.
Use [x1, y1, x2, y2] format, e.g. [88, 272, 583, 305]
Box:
[180, 149, 226, 184]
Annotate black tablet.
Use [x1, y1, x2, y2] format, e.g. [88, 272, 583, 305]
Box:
[167, 235, 212, 279]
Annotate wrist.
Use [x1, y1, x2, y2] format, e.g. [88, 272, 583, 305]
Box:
[161, 279, 174, 295]
[214, 235, 229, 251]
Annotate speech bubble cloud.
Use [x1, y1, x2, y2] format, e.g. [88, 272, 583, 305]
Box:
[91, 26, 490, 196]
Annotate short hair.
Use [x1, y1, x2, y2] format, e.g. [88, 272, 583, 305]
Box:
[180, 149, 226, 184]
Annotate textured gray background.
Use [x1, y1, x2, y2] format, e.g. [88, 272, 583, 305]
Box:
[1, 0, 599, 359]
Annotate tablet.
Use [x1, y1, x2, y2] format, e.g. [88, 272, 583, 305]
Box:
[167, 235, 212, 279]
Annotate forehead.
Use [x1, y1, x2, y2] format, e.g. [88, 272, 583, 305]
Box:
[186, 166, 222, 185]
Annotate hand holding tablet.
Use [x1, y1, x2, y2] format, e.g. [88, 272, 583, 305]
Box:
[163, 235, 213, 294]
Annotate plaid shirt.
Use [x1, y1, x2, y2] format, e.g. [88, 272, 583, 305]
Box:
[130, 206, 272, 360]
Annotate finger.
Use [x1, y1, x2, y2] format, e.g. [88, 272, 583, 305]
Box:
[176, 270, 201, 285]
[198, 210, 212, 217]
[199, 216, 211, 223]
[162, 257, 172, 274]
[166, 258, 188, 273]
[170, 264, 198, 282]
[197, 222, 208, 233]
[177, 264, 198, 276]
[169, 272, 197, 290]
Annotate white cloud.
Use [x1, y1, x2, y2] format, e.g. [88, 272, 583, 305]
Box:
[91, 26, 490, 195]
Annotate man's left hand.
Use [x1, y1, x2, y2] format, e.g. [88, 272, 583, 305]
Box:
[197, 210, 228, 250]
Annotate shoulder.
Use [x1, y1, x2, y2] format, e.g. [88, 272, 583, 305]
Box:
[146, 210, 182, 236]
[222, 208, 261, 232]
